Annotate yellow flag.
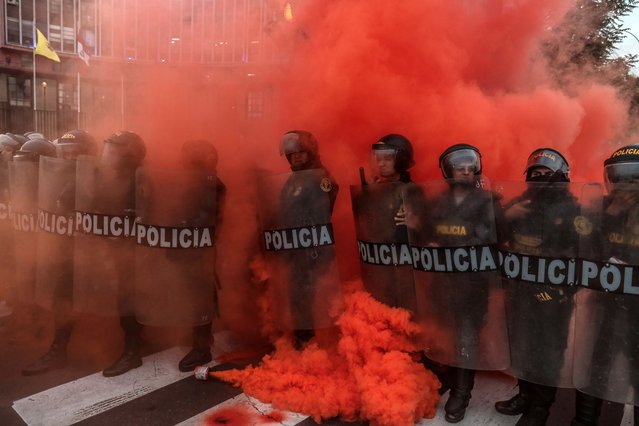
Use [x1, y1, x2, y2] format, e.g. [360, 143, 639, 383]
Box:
[34, 29, 60, 62]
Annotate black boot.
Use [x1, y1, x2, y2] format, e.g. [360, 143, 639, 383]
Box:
[633, 406, 638, 426]
[421, 353, 452, 395]
[495, 379, 531, 415]
[571, 391, 602, 426]
[22, 324, 72, 376]
[178, 323, 213, 372]
[444, 368, 475, 423]
[103, 317, 142, 377]
[515, 383, 556, 426]
[293, 329, 315, 350]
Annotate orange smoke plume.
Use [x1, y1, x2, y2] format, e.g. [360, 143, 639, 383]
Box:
[213, 284, 440, 425]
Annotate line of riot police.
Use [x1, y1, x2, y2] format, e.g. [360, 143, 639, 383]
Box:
[1, 127, 638, 426]
[0, 130, 224, 377]
[352, 137, 639, 426]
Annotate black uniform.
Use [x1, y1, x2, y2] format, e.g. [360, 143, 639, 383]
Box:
[503, 184, 581, 415]
[280, 165, 337, 340]
[573, 194, 639, 426]
[354, 173, 420, 313]
[428, 186, 502, 362]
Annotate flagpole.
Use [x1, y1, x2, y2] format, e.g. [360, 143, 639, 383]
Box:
[77, 71, 81, 128]
[120, 73, 124, 128]
[32, 0, 37, 132]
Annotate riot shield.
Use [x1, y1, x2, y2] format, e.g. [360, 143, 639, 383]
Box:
[0, 166, 15, 303]
[9, 161, 39, 303]
[405, 178, 508, 370]
[135, 167, 219, 327]
[34, 157, 76, 310]
[574, 182, 639, 404]
[73, 156, 137, 317]
[496, 180, 584, 387]
[257, 170, 341, 332]
[350, 182, 417, 313]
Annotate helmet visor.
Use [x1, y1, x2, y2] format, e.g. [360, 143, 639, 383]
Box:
[13, 151, 40, 162]
[370, 148, 398, 179]
[100, 142, 130, 167]
[280, 134, 305, 156]
[56, 143, 83, 160]
[605, 162, 639, 191]
[440, 149, 481, 179]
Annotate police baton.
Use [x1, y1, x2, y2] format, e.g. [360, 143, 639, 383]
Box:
[359, 166, 367, 186]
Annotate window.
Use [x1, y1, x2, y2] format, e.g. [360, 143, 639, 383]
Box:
[58, 82, 77, 110]
[247, 90, 263, 119]
[8, 76, 31, 107]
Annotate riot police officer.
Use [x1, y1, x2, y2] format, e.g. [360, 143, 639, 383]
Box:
[357, 134, 421, 310]
[176, 139, 226, 371]
[570, 144, 639, 426]
[0, 133, 25, 317]
[99, 131, 147, 377]
[495, 148, 580, 425]
[21, 130, 96, 376]
[428, 143, 501, 423]
[278, 130, 338, 347]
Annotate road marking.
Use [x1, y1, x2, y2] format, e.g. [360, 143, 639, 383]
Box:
[12, 347, 216, 426]
[175, 393, 309, 426]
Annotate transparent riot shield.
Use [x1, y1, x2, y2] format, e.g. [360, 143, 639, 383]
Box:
[405, 178, 508, 370]
[496, 180, 585, 387]
[135, 167, 219, 327]
[9, 160, 39, 303]
[34, 157, 76, 310]
[574, 182, 639, 404]
[73, 155, 137, 317]
[350, 182, 417, 313]
[0, 166, 14, 303]
[257, 170, 341, 332]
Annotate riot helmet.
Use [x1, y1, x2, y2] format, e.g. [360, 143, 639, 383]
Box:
[0, 133, 26, 162]
[56, 129, 97, 160]
[101, 131, 146, 169]
[371, 134, 415, 175]
[604, 144, 639, 192]
[181, 139, 218, 172]
[439, 143, 482, 180]
[13, 137, 56, 162]
[24, 131, 45, 140]
[279, 130, 320, 171]
[524, 148, 570, 182]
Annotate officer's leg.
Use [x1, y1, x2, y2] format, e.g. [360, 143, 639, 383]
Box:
[444, 367, 475, 423]
[495, 379, 532, 416]
[22, 278, 74, 376]
[102, 315, 142, 377]
[22, 314, 72, 376]
[571, 391, 603, 426]
[178, 322, 213, 372]
[515, 383, 556, 426]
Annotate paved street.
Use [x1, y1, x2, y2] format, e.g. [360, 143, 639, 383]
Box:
[0, 306, 632, 426]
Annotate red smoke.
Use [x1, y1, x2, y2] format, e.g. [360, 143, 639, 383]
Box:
[213, 286, 440, 425]
[65, 0, 635, 421]
[203, 406, 286, 425]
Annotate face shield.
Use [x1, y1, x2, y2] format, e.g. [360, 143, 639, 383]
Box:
[440, 149, 481, 179]
[13, 150, 42, 162]
[604, 162, 639, 193]
[371, 148, 398, 179]
[100, 142, 131, 168]
[56, 143, 84, 161]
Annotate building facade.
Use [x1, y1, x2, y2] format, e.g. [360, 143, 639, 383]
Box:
[0, 0, 287, 138]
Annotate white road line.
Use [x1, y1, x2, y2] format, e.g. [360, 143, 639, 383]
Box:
[175, 393, 309, 426]
[11, 347, 216, 426]
[621, 403, 636, 425]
